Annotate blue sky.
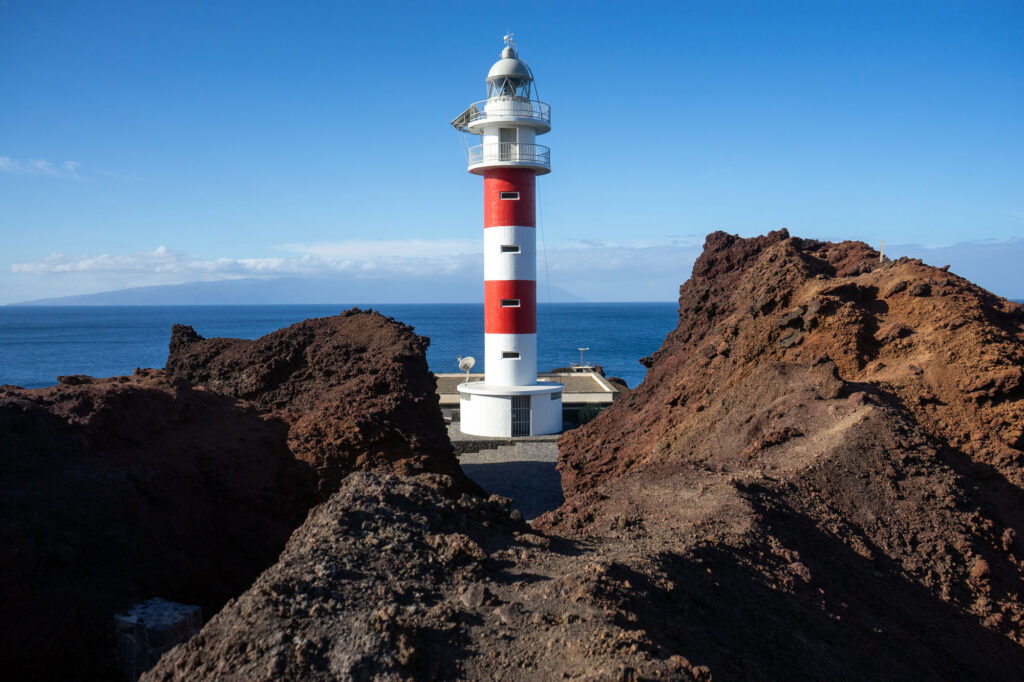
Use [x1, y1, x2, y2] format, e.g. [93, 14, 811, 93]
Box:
[1, 0, 1022, 303]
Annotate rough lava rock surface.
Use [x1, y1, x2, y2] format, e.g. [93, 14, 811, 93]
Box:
[10, 246, 1024, 680]
[143, 233, 1023, 681]
[0, 309, 468, 680]
[540, 230, 1024, 678]
[165, 308, 472, 496]
[0, 371, 316, 681]
[144, 473, 706, 682]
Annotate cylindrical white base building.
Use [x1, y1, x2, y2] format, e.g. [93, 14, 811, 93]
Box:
[459, 382, 562, 438]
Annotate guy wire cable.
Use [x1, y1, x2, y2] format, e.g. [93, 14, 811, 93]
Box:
[537, 178, 553, 310]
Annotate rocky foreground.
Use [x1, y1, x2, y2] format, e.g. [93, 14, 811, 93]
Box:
[4, 233, 1024, 680]
[0, 309, 467, 680]
[542, 230, 1024, 676]
[145, 472, 705, 681]
[145, 231, 1024, 681]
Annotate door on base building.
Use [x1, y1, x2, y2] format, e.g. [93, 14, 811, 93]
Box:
[511, 395, 530, 436]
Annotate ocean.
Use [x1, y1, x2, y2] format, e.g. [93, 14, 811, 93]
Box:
[0, 303, 678, 390]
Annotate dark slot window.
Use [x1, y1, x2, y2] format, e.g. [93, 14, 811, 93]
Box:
[551, 392, 560, 400]
[501, 244, 520, 253]
[500, 299, 520, 307]
[500, 191, 520, 200]
[502, 351, 520, 359]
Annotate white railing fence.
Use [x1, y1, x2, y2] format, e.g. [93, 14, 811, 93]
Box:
[470, 98, 550, 125]
[468, 142, 551, 168]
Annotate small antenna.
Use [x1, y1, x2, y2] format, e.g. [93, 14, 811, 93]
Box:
[457, 355, 476, 384]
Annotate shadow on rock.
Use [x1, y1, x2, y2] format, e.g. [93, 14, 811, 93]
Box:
[612, 485, 1024, 681]
[0, 372, 317, 681]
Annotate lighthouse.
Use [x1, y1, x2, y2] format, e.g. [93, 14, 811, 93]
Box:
[451, 34, 562, 437]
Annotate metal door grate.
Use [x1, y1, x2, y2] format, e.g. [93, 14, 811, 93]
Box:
[511, 395, 530, 437]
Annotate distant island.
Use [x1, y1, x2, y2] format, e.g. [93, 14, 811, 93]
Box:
[7, 276, 588, 306]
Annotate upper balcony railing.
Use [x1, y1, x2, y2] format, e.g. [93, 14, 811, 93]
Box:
[452, 97, 551, 134]
[468, 142, 550, 173]
[474, 97, 550, 122]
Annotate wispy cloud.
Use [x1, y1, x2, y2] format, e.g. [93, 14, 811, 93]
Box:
[0, 156, 82, 177]
[9, 237, 703, 302]
[277, 238, 480, 260]
[8, 234, 1024, 304]
[14, 246, 325, 277]
[11, 241, 484, 279]
[881, 237, 1024, 299]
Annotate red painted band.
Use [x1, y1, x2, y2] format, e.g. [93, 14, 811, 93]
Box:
[484, 168, 536, 228]
[484, 280, 537, 334]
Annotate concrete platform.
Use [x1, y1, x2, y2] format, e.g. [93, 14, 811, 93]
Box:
[447, 422, 562, 454]
[458, 441, 562, 522]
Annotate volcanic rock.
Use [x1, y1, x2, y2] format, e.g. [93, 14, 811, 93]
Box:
[607, 376, 632, 396]
[909, 282, 932, 297]
[165, 308, 471, 496]
[1, 309, 470, 680]
[115, 598, 203, 681]
[15, 237, 1024, 680]
[542, 230, 1024, 678]
[0, 371, 316, 680]
[143, 473, 705, 681]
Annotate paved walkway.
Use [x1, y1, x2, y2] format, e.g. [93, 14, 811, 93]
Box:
[458, 441, 563, 522]
[447, 423, 560, 453]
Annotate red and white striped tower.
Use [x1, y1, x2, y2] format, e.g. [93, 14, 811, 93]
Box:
[451, 34, 561, 437]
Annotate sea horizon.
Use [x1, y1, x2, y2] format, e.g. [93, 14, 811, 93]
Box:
[0, 302, 678, 390]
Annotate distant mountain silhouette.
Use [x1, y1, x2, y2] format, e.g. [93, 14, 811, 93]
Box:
[8, 276, 587, 306]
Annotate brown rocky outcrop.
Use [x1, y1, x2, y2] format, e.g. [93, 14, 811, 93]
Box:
[165, 308, 471, 496]
[0, 371, 316, 681]
[13, 245, 1023, 680]
[141, 235, 1024, 681]
[539, 230, 1024, 677]
[1, 309, 470, 680]
[143, 473, 706, 682]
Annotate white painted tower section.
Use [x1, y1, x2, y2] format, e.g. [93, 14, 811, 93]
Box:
[483, 226, 537, 286]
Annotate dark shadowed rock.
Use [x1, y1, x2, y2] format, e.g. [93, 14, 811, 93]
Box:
[2, 309, 475, 680]
[910, 282, 932, 297]
[887, 280, 909, 296]
[0, 372, 316, 681]
[607, 376, 632, 396]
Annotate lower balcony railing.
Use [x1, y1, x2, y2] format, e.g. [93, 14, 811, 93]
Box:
[468, 143, 551, 169]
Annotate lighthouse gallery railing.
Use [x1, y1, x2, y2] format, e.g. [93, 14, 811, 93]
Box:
[468, 98, 550, 125]
[468, 142, 550, 168]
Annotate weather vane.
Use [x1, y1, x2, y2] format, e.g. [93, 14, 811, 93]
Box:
[504, 31, 516, 50]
